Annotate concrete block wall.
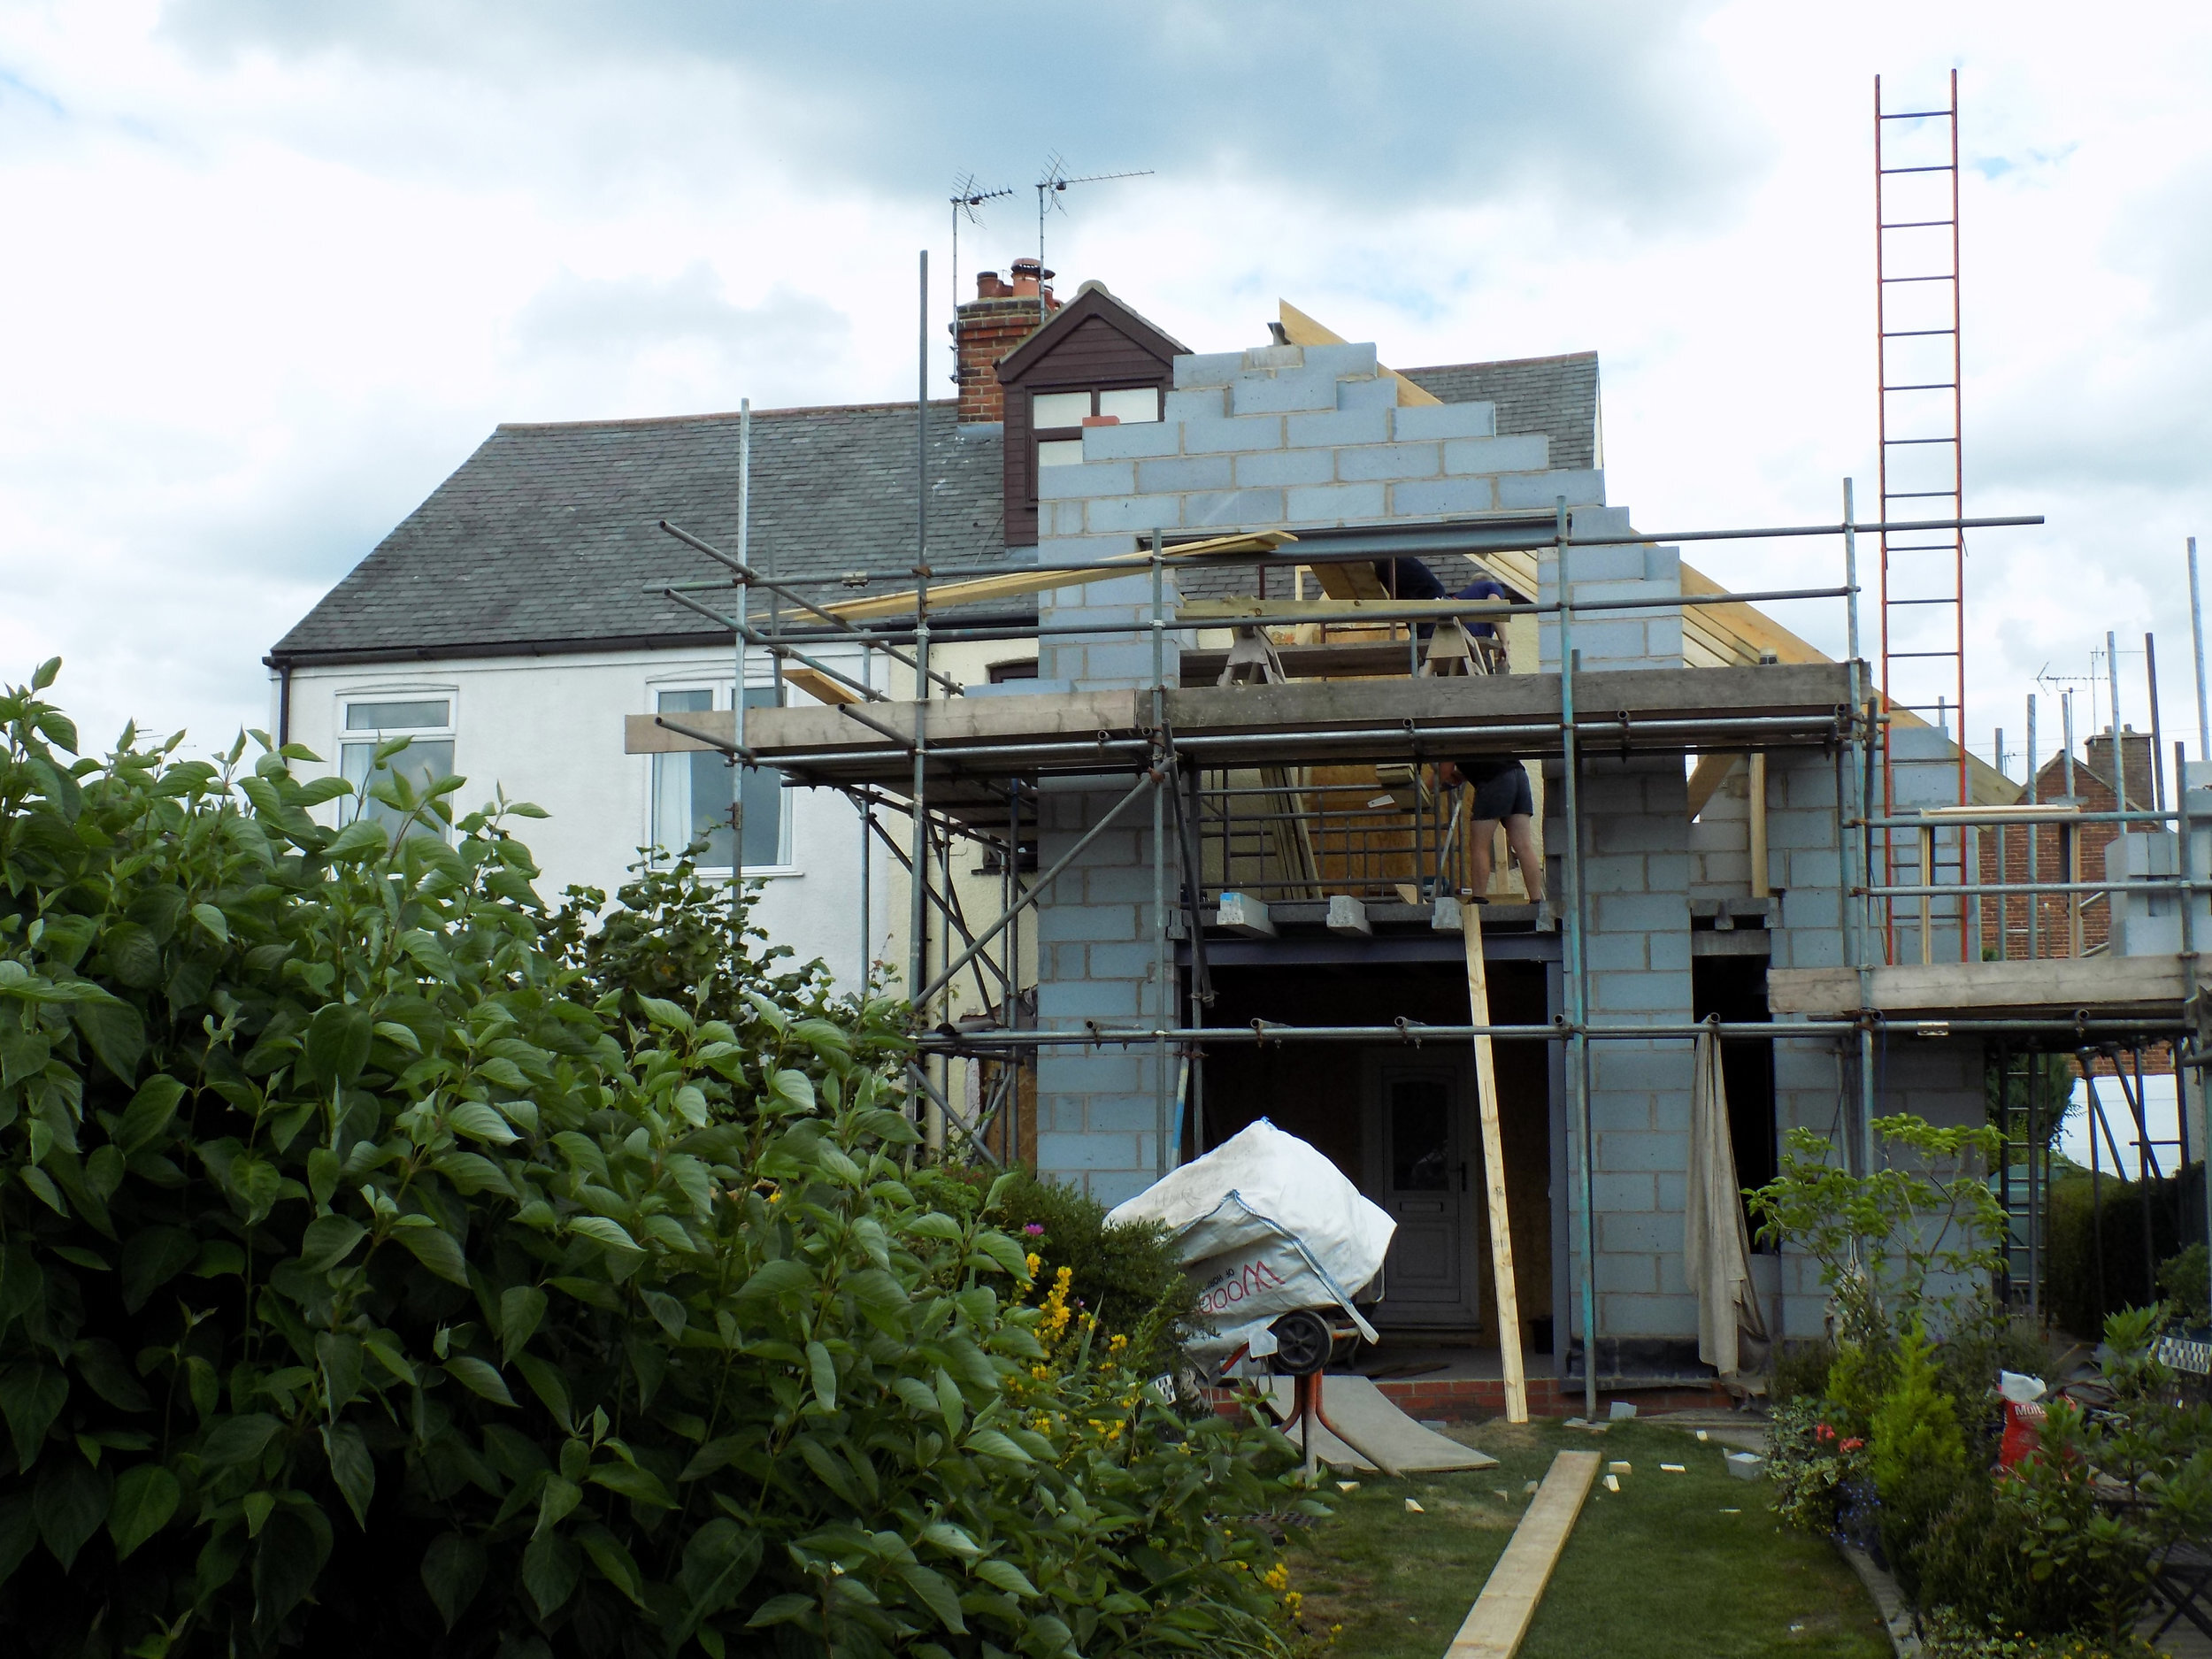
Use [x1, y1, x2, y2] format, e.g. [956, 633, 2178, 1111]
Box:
[1884, 722, 1972, 964]
[1030, 782, 1172, 1208]
[1554, 755, 1700, 1341]
[1535, 504, 1683, 673]
[1772, 1036, 1987, 1338]
[1036, 342, 1605, 539]
[1032, 336, 1617, 1205]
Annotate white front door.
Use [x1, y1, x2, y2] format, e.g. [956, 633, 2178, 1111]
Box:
[1368, 1065, 1479, 1327]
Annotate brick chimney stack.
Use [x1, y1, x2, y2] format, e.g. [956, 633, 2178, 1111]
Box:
[2085, 726, 2159, 807]
[954, 258, 1057, 426]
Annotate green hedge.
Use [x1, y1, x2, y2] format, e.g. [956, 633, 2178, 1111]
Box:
[2046, 1162, 2205, 1336]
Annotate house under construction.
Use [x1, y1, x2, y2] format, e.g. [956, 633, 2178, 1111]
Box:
[632, 271, 2202, 1418]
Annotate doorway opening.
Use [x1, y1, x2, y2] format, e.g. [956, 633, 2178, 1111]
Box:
[1194, 959, 1552, 1357]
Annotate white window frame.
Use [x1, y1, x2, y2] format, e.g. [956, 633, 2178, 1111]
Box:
[645, 679, 796, 877]
[335, 688, 458, 843]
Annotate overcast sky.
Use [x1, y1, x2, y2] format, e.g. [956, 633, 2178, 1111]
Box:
[4, 1, 2208, 778]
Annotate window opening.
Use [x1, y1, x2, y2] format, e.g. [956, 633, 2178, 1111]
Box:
[339, 697, 454, 843]
[650, 687, 787, 869]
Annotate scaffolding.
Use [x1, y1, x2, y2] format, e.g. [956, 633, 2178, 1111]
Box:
[629, 449, 2212, 1413]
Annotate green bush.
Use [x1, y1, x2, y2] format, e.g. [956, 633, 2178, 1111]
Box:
[2159, 1241, 2210, 1325]
[1870, 1320, 1963, 1500]
[2047, 1164, 2204, 1338]
[0, 664, 1313, 1657]
[987, 1170, 1200, 1366]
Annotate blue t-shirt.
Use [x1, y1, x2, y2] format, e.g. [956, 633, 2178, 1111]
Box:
[1455, 578, 1508, 638]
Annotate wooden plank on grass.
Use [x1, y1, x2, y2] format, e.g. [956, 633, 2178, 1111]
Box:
[1463, 905, 1527, 1425]
[1445, 1448, 1601, 1657]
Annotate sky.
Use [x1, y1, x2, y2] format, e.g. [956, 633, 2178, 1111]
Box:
[3, 0, 2209, 773]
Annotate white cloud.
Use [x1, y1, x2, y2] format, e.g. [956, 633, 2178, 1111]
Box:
[0, 0, 2208, 779]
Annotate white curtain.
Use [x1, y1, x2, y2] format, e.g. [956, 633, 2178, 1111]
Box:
[1685, 1025, 1770, 1380]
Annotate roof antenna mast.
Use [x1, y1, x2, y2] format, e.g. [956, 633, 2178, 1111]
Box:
[949, 173, 1016, 381]
[1035, 154, 1153, 273]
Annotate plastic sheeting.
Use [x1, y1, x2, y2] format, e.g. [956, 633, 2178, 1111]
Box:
[1684, 1025, 1770, 1381]
[1108, 1120, 1396, 1351]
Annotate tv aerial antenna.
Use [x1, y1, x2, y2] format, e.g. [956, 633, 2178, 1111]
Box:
[1035, 154, 1152, 272]
[948, 173, 1015, 385]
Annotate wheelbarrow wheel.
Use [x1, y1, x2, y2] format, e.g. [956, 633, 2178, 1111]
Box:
[1269, 1310, 1333, 1376]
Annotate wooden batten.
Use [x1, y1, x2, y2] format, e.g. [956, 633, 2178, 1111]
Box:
[1462, 906, 1528, 1424]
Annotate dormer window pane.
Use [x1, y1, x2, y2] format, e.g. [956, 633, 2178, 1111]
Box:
[1097, 387, 1160, 424]
[1033, 392, 1091, 428]
[1038, 440, 1087, 467]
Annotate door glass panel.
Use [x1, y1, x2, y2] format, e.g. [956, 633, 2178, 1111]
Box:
[1390, 1079, 1450, 1190]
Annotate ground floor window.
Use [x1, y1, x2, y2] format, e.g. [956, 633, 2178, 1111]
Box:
[649, 686, 786, 870]
[338, 696, 455, 842]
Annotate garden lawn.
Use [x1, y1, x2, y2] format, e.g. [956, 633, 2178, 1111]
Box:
[1280, 1417, 1891, 1658]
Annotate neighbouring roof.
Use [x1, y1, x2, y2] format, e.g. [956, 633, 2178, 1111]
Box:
[1401, 352, 1600, 472]
[271, 400, 1008, 665]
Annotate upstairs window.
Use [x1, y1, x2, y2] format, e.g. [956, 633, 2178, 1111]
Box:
[1032, 385, 1163, 483]
[650, 687, 788, 871]
[339, 697, 455, 842]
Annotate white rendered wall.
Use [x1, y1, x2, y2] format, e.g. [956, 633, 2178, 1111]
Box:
[273, 643, 895, 997]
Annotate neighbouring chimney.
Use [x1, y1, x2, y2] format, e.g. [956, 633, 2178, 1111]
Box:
[953, 262, 1058, 425]
[2085, 726, 2159, 809]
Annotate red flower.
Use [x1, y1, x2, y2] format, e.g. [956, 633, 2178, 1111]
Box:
[1815, 1423, 1835, 1441]
[1840, 1438, 1864, 1453]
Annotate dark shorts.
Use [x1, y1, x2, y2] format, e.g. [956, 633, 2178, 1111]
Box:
[1463, 762, 1532, 821]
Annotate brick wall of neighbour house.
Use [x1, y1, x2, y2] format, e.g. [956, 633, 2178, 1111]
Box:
[955, 272, 1056, 427]
[1972, 730, 2151, 962]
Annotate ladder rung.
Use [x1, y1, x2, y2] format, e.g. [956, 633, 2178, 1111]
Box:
[1882, 273, 1957, 284]
[1881, 164, 1957, 174]
[1879, 108, 1955, 120]
[1883, 329, 1958, 340]
[1886, 650, 1962, 660]
[1887, 596, 1962, 607]
[1886, 436, 1960, 446]
[1881, 219, 1957, 230]
[1882, 382, 1960, 392]
[1883, 489, 1959, 499]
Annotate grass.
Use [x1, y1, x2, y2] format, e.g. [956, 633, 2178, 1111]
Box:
[1279, 1417, 1892, 1658]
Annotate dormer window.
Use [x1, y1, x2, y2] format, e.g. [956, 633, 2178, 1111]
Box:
[1033, 386, 1163, 472]
[991, 283, 1187, 547]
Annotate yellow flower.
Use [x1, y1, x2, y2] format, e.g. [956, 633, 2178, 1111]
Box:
[1025, 1251, 1041, 1273]
[1284, 1592, 1302, 1617]
[1108, 1333, 1128, 1352]
[1262, 1563, 1290, 1592]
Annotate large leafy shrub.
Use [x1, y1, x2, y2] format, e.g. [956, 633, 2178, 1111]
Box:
[0, 664, 1310, 1658]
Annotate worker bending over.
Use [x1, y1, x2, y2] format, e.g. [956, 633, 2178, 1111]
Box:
[1439, 757, 1546, 906]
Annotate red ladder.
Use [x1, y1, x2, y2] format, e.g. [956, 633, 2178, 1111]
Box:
[1877, 70, 1969, 961]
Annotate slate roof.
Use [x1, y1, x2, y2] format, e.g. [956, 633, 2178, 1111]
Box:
[273, 351, 1601, 662]
[271, 400, 1008, 664]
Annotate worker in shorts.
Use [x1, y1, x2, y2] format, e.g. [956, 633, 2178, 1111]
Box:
[1438, 757, 1548, 911]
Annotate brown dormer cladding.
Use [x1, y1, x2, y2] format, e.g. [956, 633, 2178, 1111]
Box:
[991, 282, 1187, 547]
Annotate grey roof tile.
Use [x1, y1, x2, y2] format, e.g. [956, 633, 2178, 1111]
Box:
[272, 400, 1005, 661]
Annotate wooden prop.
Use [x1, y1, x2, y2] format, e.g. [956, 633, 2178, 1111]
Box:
[1463, 902, 1528, 1424]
